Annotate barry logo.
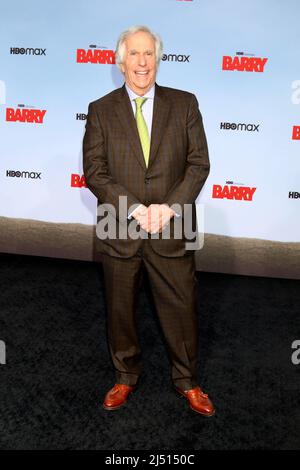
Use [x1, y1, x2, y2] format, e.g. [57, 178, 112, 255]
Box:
[212, 184, 257, 201]
[76, 45, 115, 64]
[71, 174, 86, 188]
[292, 126, 300, 140]
[6, 106, 46, 123]
[222, 54, 268, 72]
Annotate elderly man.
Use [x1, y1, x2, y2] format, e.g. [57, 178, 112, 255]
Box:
[83, 25, 214, 416]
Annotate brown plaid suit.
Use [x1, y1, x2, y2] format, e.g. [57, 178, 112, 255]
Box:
[83, 83, 210, 390]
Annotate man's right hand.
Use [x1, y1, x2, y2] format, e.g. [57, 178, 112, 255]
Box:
[132, 204, 149, 232]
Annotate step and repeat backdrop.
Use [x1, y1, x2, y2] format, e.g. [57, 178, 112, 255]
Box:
[0, 0, 299, 278]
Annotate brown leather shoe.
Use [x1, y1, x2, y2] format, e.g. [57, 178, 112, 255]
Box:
[175, 386, 215, 417]
[103, 383, 135, 410]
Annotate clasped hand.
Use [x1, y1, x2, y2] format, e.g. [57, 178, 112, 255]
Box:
[133, 204, 175, 234]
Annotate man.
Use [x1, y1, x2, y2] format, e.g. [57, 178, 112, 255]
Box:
[83, 26, 214, 416]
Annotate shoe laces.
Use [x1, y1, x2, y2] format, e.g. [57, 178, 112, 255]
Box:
[112, 384, 132, 394]
[189, 387, 208, 399]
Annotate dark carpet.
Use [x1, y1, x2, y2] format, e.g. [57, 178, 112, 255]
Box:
[0, 253, 299, 450]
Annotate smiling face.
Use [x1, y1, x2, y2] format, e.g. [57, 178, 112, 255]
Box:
[120, 31, 157, 96]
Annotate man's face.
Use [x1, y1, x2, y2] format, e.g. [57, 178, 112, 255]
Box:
[120, 31, 157, 96]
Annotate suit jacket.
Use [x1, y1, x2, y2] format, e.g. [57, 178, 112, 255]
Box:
[83, 82, 210, 258]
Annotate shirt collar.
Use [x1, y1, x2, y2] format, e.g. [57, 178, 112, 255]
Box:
[125, 83, 155, 102]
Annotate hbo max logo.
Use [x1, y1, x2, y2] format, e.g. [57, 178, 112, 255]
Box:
[10, 47, 46, 56]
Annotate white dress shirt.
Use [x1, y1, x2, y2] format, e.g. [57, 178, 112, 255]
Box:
[125, 83, 155, 137]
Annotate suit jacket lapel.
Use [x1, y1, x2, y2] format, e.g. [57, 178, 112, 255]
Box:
[114, 84, 147, 171]
[148, 83, 170, 170]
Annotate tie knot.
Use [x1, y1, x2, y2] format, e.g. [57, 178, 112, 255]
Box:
[134, 97, 147, 109]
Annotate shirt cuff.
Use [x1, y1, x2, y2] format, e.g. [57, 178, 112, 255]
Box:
[128, 204, 143, 219]
[163, 203, 181, 218]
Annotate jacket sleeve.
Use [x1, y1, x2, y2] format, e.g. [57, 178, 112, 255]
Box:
[165, 94, 210, 213]
[83, 102, 141, 222]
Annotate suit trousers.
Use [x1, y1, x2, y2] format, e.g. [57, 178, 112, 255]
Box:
[101, 239, 200, 391]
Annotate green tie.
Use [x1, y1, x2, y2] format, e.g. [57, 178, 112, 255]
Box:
[134, 97, 150, 167]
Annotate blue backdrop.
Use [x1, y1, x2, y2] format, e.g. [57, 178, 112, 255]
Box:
[1, 0, 299, 278]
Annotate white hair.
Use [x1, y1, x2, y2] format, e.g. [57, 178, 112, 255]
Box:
[115, 25, 163, 69]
